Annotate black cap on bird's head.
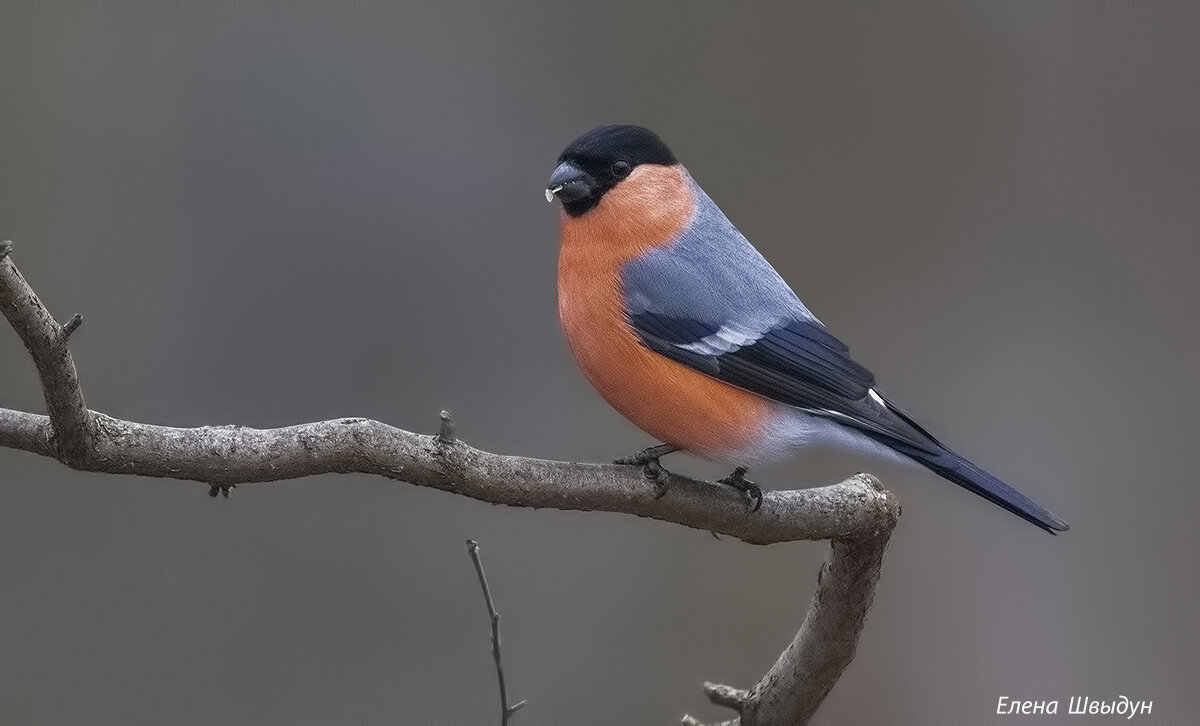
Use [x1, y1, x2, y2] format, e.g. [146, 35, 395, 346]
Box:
[546, 125, 678, 217]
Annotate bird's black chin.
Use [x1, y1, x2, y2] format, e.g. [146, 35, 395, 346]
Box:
[560, 194, 601, 217]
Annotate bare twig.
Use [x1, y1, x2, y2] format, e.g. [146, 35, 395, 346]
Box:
[467, 540, 525, 724]
[0, 247, 901, 724]
[437, 409, 456, 444]
[704, 682, 750, 710]
[682, 716, 738, 726]
[61, 312, 83, 339]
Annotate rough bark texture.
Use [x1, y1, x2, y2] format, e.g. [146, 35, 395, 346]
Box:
[738, 534, 892, 724]
[0, 244, 900, 724]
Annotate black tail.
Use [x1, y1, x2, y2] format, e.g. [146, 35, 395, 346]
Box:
[910, 448, 1069, 534]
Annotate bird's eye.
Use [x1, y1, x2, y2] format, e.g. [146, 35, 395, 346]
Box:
[611, 160, 631, 178]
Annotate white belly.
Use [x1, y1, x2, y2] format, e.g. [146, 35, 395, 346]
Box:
[714, 402, 910, 469]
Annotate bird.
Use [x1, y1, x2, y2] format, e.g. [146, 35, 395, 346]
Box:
[546, 124, 1068, 534]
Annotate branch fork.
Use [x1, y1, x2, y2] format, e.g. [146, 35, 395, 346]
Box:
[0, 243, 900, 725]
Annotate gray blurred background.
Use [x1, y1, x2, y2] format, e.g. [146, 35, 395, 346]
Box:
[2, 3, 1196, 724]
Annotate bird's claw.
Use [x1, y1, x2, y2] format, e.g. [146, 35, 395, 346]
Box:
[614, 443, 679, 466]
[644, 458, 671, 498]
[718, 467, 762, 512]
[615, 443, 679, 498]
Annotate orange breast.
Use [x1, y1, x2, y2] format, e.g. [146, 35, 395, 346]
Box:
[557, 165, 772, 459]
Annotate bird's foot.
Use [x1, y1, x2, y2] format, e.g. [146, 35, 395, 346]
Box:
[614, 443, 680, 467]
[718, 467, 762, 512]
[615, 443, 680, 498]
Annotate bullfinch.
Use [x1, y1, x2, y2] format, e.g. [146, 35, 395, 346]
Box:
[546, 124, 1068, 534]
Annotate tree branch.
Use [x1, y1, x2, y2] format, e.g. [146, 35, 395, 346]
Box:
[467, 540, 526, 724]
[736, 532, 892, 723]
[0, 243, 94, 465]
[0, 244, 900, 724]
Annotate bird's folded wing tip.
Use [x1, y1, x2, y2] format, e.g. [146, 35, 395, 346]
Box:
[1044, 517, 1070, 534]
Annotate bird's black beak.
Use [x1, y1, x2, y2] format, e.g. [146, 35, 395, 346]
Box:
[545, 161, 594, 204]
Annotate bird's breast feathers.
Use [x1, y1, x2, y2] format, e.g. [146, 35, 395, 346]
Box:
[557, 164, 773, 459]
